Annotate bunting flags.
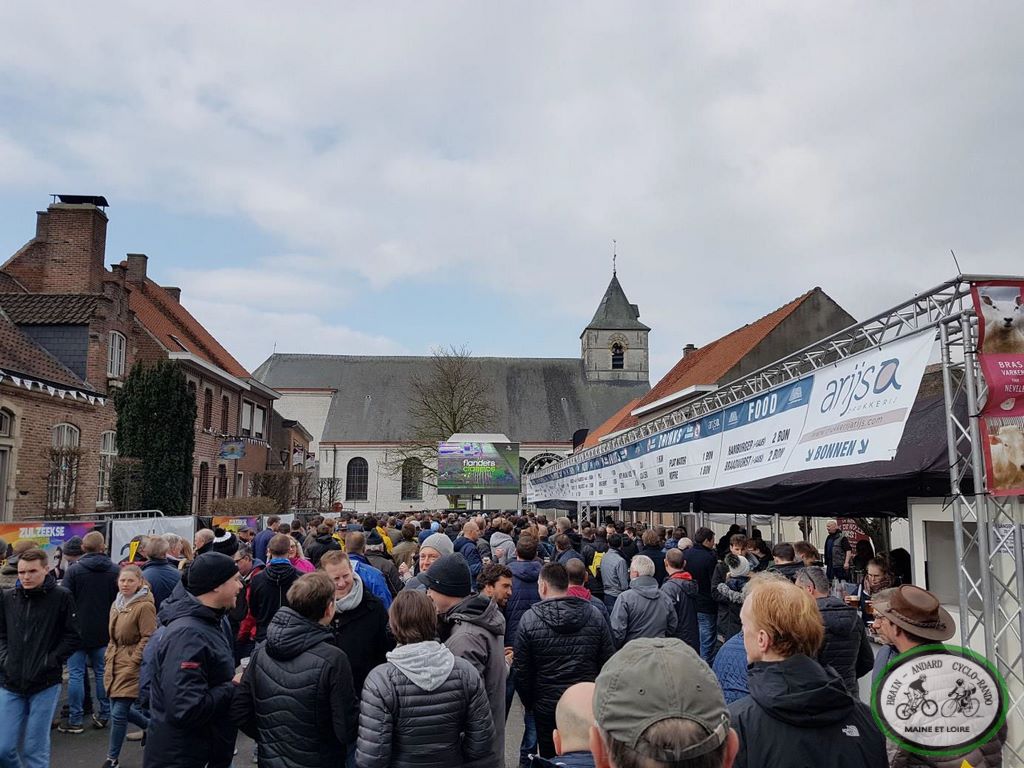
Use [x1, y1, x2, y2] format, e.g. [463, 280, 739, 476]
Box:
[0, 368, 107, 407]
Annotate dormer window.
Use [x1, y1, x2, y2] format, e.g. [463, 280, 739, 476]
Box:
[611, 343, 625, 370]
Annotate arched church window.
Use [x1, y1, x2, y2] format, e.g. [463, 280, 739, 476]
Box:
[611, 343, 625, 370]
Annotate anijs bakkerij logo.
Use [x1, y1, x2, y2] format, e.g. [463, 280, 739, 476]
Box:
[872, 644, 1008, 760]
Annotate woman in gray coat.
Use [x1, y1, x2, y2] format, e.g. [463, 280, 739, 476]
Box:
[356, 590, 494, 768]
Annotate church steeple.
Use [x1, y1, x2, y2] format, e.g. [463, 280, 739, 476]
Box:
[581, 270, 650, 382]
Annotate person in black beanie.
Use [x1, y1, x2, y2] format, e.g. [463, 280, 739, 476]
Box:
[211, 528, 239, 558]
[426, 554, 507, 768]
[144, 553, 241, 768]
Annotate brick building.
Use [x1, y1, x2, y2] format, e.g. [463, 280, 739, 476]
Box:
[0, 196, 277, 520]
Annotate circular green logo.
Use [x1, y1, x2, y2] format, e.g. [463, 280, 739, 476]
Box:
[871, 644, 1008, 757]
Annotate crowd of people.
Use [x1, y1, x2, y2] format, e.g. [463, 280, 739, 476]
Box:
[0, 511, 1006, 768]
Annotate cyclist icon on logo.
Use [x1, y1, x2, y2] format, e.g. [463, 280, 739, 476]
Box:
[896, 674, 938, 720]
[943, 679, 980, 718]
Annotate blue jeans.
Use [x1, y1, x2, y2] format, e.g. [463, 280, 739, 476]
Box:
[698, 612, 717, 663]
[0, 684, 62, 768]
[107, 698, 149, 760]
[504, 666, 538, 763]
[68, 647, 110, 725]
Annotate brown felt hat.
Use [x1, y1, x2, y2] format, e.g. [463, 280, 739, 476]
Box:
[873, 584, 955, 642]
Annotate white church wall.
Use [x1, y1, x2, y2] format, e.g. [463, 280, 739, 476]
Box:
[273, 392, 334, 454]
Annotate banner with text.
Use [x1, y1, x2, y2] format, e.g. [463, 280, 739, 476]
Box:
[971, 281, 1024, 496]
[527, 331, 935, 503]
[0, 521, 107, 578]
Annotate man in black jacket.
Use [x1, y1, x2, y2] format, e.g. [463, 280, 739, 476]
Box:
[767, 542, 804, 582]
[249, 534, 299, 642]
[232, 572, 357, 768]
[144, 553, 242, 768]
[321, 550, 392, 695]
[660, 548, 700, 654]
[0, 548, 80, 768]
[684, 527, 719, 663]
[141, 535, 182, 611]
[795, 566, 873, 697]
[728, 576, 885, 768]
[61, 530, 119, 732]
[305, 524, 341, 567]
[514, 563, 614, 760]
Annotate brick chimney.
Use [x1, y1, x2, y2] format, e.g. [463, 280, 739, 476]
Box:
[163, 286, 181, 301]
[682, 343, 698, 358]
[125, 253, 148, 284]
[5, 198, 109, 294]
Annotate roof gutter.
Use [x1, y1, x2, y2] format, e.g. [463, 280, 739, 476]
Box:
[631, 384, 718, 418]
[168, 352, 250, 390]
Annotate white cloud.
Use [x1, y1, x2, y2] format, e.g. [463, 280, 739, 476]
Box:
[183, 298, 407, 372]
[0, 4, 1022, 379]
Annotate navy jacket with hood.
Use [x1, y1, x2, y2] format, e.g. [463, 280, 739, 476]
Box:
[64, 551, 119, 647]
[729, 654, 886, 768]
[504, 559, 542, 645]
[144, 582, 237, 768]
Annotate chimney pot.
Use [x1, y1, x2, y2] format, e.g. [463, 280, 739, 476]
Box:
[683, 343, 698, 358]
[126, 253, 148, 284]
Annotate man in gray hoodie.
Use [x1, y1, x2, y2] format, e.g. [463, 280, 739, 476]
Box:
[609, 555, 677, 648]
[426, 554, 507, 768]
[599, 533, 630, 612]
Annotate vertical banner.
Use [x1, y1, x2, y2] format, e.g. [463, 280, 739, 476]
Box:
[971, 281, 1024, 496]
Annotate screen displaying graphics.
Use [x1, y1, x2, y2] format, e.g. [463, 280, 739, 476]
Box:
[437, 442, 521, 494]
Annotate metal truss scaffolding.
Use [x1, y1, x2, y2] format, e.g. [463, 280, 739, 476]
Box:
[553, 274, 1023, 757]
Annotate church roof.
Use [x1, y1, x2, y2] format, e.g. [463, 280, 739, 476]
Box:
[253, 354, 650, 444]
[583, 274, 650, 334]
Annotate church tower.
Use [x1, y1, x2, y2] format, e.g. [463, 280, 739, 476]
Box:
[581, 270, 650, 382]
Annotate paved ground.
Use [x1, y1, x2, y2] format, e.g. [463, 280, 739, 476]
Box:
[50, 692, 531, 768]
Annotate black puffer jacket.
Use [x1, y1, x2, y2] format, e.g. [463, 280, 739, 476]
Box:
[144, 584, 236, 768]
[249, 560, 298, 641]
[231, 607, 357, 768]
[513, 596, 615, 726]
[729, 654, 886, 768]
[660, 573, 700, 654]
[357, 642, 493, 768]
[0, 573, 80, 694]
[63, 551, 119, 647]
[816, 596, 874, 698]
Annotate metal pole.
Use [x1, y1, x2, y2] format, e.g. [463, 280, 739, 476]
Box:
[773, 513, 780, 546]
[745, 513, 752, 537]
[961, 314, 996, 659]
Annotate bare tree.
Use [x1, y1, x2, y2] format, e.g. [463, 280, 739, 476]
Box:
[316, 477, 343, 511]
[384, 345, 498, 507]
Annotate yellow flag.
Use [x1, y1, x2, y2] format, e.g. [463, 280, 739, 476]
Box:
[128, 540, 140, 562]
[961, 760, 974, 768]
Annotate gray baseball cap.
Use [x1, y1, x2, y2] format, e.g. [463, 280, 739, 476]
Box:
[593, 637, 729, 761]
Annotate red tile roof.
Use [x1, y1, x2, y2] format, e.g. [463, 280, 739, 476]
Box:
[635, 289, 817, 411]
[581, 397, 642, 449]
[127, 274, 250, 379]
[0, 310, 88, 389]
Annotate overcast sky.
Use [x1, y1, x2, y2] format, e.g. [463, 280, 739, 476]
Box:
[1, 4, 1021, 380]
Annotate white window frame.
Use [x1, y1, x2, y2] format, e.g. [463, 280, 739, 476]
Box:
[241, 400, 254, 437]
[0, 409, 10, 437]
[236, 471, 245, 497]
[107, 331, 126, 378]
[253, 406, 266, 440]
[98, 430, 117, 504]
[49, 423, 81, 510]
